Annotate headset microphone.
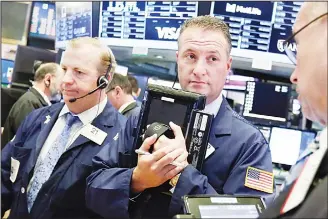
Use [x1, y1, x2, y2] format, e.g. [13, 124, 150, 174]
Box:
[69, 81, 107, 103]
[69, 61, 112, 103]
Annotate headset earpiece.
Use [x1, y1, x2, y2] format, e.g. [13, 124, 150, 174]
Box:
[96, 48, 113, 90]
[97, 76, 109, 89]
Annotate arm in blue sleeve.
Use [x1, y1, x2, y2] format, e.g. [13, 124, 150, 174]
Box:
[86, 116, 138, 219]
[1, 115, 29, 217]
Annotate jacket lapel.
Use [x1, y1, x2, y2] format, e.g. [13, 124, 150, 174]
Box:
[27, 103, 64, 174]
[209, 98, 233, 149]
[66, 102, 117, 151]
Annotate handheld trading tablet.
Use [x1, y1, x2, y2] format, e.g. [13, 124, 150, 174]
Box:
[182, 195, 266, 218]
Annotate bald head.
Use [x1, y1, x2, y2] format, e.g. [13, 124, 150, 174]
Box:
[295, 2, 328, 32]
[290, 2, 328, 125]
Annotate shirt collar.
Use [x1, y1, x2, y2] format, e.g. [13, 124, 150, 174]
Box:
[118, 100, 136, 113]
[202, 92, 223, 118]
[59, 98, 108, 125]
[33, 86, 51, 106]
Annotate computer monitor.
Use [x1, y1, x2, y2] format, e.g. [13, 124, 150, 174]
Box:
[11, 45, 56, 87]
[243, 81, 291, 126]
[269, 127, 316, 166]
[257, 125, 271, 143]
[1, 59, 15, 85]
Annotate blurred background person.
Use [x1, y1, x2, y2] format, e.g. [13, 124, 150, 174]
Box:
[127, 74, 141, 99]
[127, 74, 142, 106]
[2, 62, 64, 147]
[106, 73, 141, 117]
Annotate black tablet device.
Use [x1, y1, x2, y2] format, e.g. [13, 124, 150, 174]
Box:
[183, 195, 266, 218]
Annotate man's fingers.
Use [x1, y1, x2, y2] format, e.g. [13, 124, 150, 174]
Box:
[164, 166, 184, 181]
[139, 134, 157, 151]
[155, 148, 184, 167]
[153, 135, 169, 152]
[169, 121, 184, 139]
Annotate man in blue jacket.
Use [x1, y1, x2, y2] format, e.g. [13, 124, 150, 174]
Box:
[1, 37, 130, 219]
[86, 16, 275, 218]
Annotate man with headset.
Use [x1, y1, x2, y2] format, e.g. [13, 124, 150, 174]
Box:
[1, 37, 131, 219]
[260, 2, 327, 218]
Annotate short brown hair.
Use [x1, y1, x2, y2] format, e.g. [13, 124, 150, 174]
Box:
[179, 15, 232, 54]
[34, 62, 60, 81]
[106, 73, 132, 94]
[127, 74, 139, 94]
[67, 37, 117, 76]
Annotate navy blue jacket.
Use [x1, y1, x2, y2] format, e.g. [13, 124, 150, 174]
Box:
[86, 98, 275, 218]
[1, 102, 127, 219]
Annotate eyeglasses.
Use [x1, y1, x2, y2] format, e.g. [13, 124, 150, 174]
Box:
[283, 12, 328, 65]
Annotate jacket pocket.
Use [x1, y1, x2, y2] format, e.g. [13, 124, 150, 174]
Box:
[11, 144, 32, 183]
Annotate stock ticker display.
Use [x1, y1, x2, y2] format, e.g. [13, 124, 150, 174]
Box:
[99, 1, 198, 41]
[98, 1, 301, 55]
[56, 2, 92, 44]
[29, 2, 56, 40]
[211, 1, 302, 54]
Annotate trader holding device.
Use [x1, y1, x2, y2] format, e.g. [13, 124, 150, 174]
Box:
[86, 16, 274, 218]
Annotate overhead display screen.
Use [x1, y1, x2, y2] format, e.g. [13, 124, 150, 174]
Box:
[29, 2, 55, 40]
[210, 1, 302, 54]
[56, 2, 92, 48]
[99, 1, 198, 42]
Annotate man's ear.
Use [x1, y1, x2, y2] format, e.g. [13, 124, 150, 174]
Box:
[44, 73, 52, 87]
[114, 86, 122, 96]
[176, 51, 179, 62]
[227, 56, 232, 71]
[136, 88, 141, 97]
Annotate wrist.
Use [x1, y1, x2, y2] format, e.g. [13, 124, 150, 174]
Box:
[131, 168, 146, 193]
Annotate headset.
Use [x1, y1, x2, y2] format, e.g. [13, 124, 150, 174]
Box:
[69, 53, 112, 103]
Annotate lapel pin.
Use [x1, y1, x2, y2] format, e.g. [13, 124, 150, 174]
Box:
[44, 115, 51, 124]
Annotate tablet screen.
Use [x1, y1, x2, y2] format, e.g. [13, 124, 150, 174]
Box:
[184, 196, 265, 218]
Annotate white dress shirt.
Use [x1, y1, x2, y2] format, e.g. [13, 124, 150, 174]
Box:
[27, 98, 107, 192]
[33, 86, 51, 106]
[202, 92, 224, 118]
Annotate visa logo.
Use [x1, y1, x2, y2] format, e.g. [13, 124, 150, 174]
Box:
[155, 27, 181, 40]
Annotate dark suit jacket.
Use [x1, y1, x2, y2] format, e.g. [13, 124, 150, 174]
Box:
[2, 87, 48, 148]
[1, 102, 128, 219]
[121, 101, 141, 118]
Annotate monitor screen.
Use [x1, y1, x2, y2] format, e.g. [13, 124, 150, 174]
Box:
[1, 59, 15, 84]
[243, 81, 291, 125]
[224, 74, 257, 91]
[210, 1, 302, 54]
[269, 127, 316, 166]
[98, 1, 198, 49]
[29, 2, 55, 40]
[257, 125, 271, 143]
[147, 98, 188, 127]
[1, 2, 31, 44]
[11, 45, 56, 86]
[55, 2, 93, 48]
